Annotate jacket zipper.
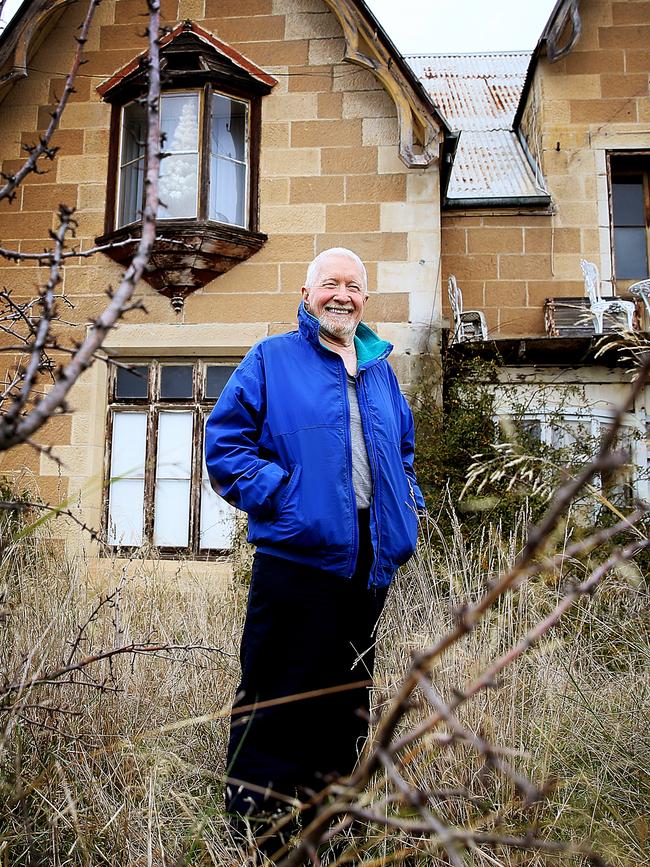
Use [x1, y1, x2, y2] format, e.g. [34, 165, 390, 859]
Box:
[341, 360, 358, 578]
[356, 370, 381, 586]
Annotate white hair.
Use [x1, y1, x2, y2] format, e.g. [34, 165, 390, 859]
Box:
[304, 247, 368, 292]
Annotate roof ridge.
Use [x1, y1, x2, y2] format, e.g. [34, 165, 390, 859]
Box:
[405, 50, 532, 59]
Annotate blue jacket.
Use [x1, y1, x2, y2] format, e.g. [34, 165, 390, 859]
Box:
[205, 303, 425, 588]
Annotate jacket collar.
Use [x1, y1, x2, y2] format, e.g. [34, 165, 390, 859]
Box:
[297, 302, 392, 369]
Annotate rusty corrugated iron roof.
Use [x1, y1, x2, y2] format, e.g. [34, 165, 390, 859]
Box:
[407, 52, 548, 204]
[407, 52, 529, 130]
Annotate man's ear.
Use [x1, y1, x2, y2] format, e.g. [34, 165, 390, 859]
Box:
[301, 286, 310, 306]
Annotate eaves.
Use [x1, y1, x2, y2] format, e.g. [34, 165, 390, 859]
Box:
[513, 0, 582, 131]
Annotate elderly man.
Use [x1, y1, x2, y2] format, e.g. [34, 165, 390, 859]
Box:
[205, 247, 424, 840]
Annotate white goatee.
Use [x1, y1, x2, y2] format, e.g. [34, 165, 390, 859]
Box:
[318, 310, 356, 340]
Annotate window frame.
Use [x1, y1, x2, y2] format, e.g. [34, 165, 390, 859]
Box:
[510, 409, 645, 506]
[108, 83, 258, 235]
[608, 151, 650, 287]
[103, 358, 239, 559]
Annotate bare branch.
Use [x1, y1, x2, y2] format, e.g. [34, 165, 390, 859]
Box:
[0, 497, 101, 541]
[1, 641, 233, 700]
[379, 749, 466, 867]
[342, 808, 609, 865]
[0, 233, 197, 263]
[0, 0, 162, 451]
[3, 205, 75, 427]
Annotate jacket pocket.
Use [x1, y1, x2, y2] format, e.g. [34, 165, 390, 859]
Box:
[377, 439, 418, 566]
[274, 464, 302, 516]
[248, 464, 309, 548]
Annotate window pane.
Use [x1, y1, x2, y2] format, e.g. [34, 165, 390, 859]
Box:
[159, 153, 199, 219]
[153, 410, 193, 546]
[110, 412, 147, 478]
[107, 411, 147, 546]
[199, 480, 236, 548]
[153, 479, 191, 546]
[161, 365, 193, 399]
[210, 157, 246, 226]
[612, 180, 645, 226]
[200, 414, 236, 548]
[206, 365, 235, 399]
[159, 93, 199, 219]
[107, 479, 145, 546]
[115, 365, 149, 399]
[550, 418, 591, 451]
[600, 424, 634, 505]
[211, 94, 246, 162]
[614, 226, 649, 279]
[155, 411, 193, 479]
[520, 418, 542, 442]
[118, 160, 145, 226]
[121, 101, 147, 163]
[118, 102, 146, 227]
[209, 93, 248, 227]
[161, 93, 199, 152]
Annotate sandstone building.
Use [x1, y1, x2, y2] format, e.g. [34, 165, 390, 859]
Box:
[0, 0, 648, 563]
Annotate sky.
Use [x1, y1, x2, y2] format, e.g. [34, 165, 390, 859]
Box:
[0, 0, 20, 31]
[364, 0, 557, 54]
[0, 0, 558, 53]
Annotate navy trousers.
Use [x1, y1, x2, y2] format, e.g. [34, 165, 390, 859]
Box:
[225, 510, 387, 821]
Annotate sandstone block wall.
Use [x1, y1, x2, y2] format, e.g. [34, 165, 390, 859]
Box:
[0, 0, 442, 532]
[441, 0, 650, 338]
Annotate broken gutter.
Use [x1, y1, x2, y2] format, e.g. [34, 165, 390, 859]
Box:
[443, 194, 552, 210]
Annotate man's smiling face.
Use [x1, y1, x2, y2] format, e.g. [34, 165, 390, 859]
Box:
[301, 252, 368, 344]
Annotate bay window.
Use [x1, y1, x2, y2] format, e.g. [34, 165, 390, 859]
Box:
[97, 21, 275, 310]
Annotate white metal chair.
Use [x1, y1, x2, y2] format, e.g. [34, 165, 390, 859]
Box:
[580, 259, 635, 334]
[447, 275, 488, 344]
[628, 278, 650, 328]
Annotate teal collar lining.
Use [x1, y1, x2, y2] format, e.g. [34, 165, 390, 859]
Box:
[354, 321, 391, 366]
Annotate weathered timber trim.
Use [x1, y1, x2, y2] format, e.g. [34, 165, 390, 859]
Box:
[0, 0, 72, 98]
[545, 0, 581, 63]
[322, 0, 444, 168]
[95, 221, 268, 309]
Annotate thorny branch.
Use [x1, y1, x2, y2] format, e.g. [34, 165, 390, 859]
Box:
[413, 673, 542, 805]
[0, 233, 197, 263]
[276, 358, 650, 867]
[3, 205, 76, 427]
[379, 748, 466, 867]
[0, 0, 162, 452]
[0, 641, 234, 702]
[0, 497, 101, 540]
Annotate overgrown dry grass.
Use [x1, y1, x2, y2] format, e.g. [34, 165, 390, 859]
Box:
[372, 509, 649, 865]
[1, 507, 648, 865]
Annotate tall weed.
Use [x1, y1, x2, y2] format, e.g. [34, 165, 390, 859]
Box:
[0, 508, 647, 865]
